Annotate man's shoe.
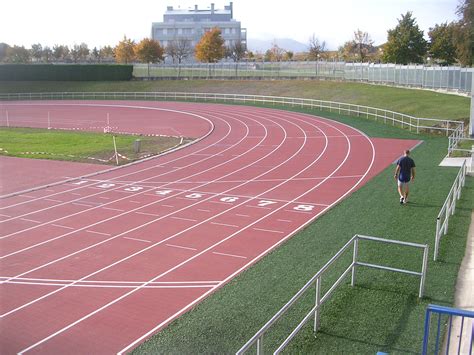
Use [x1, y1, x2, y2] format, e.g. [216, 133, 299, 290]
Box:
[400, 196, 404, 204]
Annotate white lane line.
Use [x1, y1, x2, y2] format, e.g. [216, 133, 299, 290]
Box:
[235, 214, 250, 217]
[165, 244, 197, 251]
[277, 219, 292, 223]
[51, 224, 75, 230]
[135, 212, 160, 217]
[20, 218, 41, 224]
[210, 222, 239, 228]
[171, 216, 198, 222]
[102, 207, 124, 212]
[118, 107, 375, 355]
[253, 228, 285, 234]
[44, 198, 63, 203]
[212, 252, 247, 259]
[123, 237, 151, 243]
[197, 209, 211, 212]
[161, 205, 174, 208]
[85, 230, 111, 237]
[71, 202, 94, 208]
[0, 213, 11, 218]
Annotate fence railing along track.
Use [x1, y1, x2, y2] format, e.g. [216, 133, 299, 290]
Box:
[0, 92, 463, 136]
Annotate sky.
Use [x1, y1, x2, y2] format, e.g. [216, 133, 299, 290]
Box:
[1, 0, 460, 50]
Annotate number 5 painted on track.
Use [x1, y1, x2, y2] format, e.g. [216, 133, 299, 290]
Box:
[73, 180, 88, 185]
[124, 186, 143, 192]
[220, 196, 239, 203]
[97, 183, 115, 189]
[155, 190, 173, 195]
[186, 193, 203, 199]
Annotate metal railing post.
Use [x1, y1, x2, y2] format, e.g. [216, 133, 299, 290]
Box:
[256, 336, 263, 355]
[419, 245, 428, 298]
[351, 237, 358, 287]
[314, 276, 321, 332]
[434, 218, 441, 261]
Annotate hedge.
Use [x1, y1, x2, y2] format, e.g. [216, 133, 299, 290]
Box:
[0, 64, 133, 81]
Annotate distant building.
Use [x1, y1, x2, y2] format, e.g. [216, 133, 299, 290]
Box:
[152, 2, 246, 60]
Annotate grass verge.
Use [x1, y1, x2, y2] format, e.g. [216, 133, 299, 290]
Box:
[0, 80, 469, 121]
[0, 127, 185, 165]
[132, 108, 473, 354]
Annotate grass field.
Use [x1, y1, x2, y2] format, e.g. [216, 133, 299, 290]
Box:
[131, 108, 473, 354]
[0, 80, 469, 121]
[1, 81, 471, 353]
[0, 128, 184, 165]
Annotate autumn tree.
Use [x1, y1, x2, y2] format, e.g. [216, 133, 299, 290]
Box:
[115, 36, 136, 64]
[307, 34, 326, 60]
[42, 46, 52, 63]
[195, 27, 225, 63]
[264, 42, 285, 62]
[136, 38, 164, 77]
[428, 22, 457, 65]
[383, 12, 427, 64]
[100, 46, 114, 62]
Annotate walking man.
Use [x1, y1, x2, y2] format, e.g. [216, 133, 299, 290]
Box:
[394, 149, 416, 204]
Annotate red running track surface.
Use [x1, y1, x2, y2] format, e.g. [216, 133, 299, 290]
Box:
[0, 101, 420, 354]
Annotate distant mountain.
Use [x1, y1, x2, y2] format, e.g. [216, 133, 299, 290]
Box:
[247, 38, 307, 53]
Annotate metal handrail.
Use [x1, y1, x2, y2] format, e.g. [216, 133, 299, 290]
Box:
[0, 92, 463, 136]
[237, 234, 429, 355]
[422, 304, 474, 355]
[434, 161, 468, 261]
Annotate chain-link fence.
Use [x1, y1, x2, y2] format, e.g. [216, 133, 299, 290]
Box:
[133, 62, 473, 94]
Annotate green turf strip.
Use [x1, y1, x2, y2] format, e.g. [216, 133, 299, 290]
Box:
[132, 109, 472, 354]
[0, 128, 182, 165]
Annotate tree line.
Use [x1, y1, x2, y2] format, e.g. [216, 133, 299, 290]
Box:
[0, 1, 471, 67]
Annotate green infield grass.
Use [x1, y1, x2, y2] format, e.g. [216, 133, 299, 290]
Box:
[0, 127, 185, 165]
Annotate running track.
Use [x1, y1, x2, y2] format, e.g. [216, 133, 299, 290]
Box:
[0, 101, 419, 354]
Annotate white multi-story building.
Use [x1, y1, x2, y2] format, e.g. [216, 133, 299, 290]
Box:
[152, 2, 246, 57]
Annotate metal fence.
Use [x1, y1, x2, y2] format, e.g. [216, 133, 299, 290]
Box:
[422, 304, 474, 355]
[133, 62, 473, 94]
[0, 92, 463, 137]
[434, 161, 468, 261]
[237, 234, 429, 355]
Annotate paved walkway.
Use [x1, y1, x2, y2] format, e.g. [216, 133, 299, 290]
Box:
[450, 210, 474, 354]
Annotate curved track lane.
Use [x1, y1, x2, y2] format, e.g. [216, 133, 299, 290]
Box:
[0, 101, 419, 354]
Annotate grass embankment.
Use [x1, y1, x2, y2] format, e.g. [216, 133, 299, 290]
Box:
[0, 80, 469, 121]
[0, 127, 183, 165]
[133, 109, 473, 354]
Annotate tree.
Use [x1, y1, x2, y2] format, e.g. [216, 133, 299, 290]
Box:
[0, 43, 10, 62]
[307, 34, 326, 60]
[454, 0, 473, 67]
[77, 43, 90, 62]
[7, 45, 31, 63]
[428, 22, 457, 65]
[353, 29, 374, 62]
[136, 38, 164, 77]
[100, 46, 114, 62]
[92, 47, 100, 62]
[53, 44, 69, 62]
[166, 38, 192, 64]
[135, 38, 164, 63]
[42, 46, 52, 63]
[70, 44, 80, 63]
[284, 51, 294, 61]
[264, 42, 285, 62]
[383, 12, 428, 64]
[195, 27, 225, 63]
[115, 36, 136, 64]
[227, 41, 246, 62]
[31, 43, 43, 62]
